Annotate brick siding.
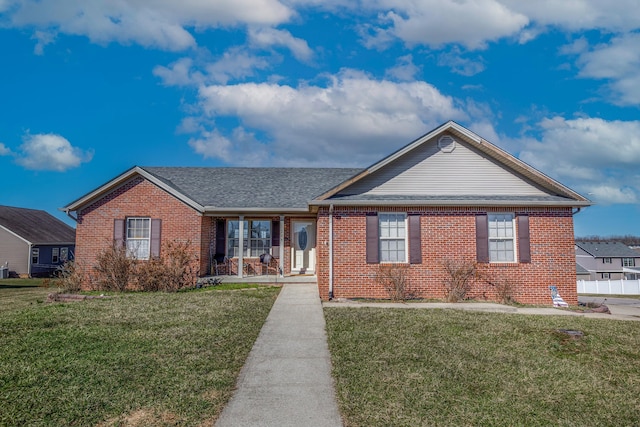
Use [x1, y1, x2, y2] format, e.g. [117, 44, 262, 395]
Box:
[317, 205, 577, 305]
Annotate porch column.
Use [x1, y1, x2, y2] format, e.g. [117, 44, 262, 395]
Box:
[279, 215, 285, 277]
[238, 215, 244, 278]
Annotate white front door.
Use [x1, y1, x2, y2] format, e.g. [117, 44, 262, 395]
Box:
[291, 221, 315, 274]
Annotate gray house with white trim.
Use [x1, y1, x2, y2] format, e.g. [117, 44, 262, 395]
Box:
[0, 205, 76, 277]
[575, 241, 640, 280]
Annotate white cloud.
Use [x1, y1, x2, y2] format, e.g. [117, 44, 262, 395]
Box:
[248, 27, 314, 62]
[385, 54, 420, 81]
[437, 48, 485, 76]
[6, 0, 293, 51]
[363, 0, 529, 50]
[31, 30, 56, 55]
[571, 32, 640, 105]
[503, 0, 640, 33]
[16, 133, 93, 171]
[0, 142, 10, 155]
[205, 48, 272, 84]
[187, 70, 467, 166]
[516, 117, 640, 205]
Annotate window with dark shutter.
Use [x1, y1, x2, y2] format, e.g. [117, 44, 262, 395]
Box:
[408, 215, 421, 264]
[517, 215, 531, 263]
[476, 214, 489, 263]
[150, 219, 162, 258]
[366, 213, 379, 263]
[114, 219, 125, 247]
[216, 220, 226, 255]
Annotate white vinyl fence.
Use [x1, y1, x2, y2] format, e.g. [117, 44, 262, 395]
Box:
[577, 279, 640, 295]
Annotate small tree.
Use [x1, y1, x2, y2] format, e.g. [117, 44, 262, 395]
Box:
[94, 244, 135, 292]
[136, 241, 199, 292]
[485, 272, 517, 304]
[56, 261, 85, 293]
[375, 264, 412, 301]
[441, 259, 478, 302]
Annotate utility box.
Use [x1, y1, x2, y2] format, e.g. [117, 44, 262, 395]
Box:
[0, 267, 8, 279]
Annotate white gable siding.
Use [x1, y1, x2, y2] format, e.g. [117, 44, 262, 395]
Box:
[0, 227, 29, 275]
[340, 136, 551, 196]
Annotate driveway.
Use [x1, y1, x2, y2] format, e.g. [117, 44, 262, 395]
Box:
[579, 295, 640, 319]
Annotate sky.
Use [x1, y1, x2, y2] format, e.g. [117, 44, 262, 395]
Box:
[1, 0, 639, 237]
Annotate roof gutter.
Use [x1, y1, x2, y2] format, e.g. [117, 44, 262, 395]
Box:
[310, 199, 593, 208]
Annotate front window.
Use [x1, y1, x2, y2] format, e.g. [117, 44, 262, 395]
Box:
[61, 248, 69, 262]
[379, 213, 406, 263]
[227, 220, 271, 258]
[52, 248, 59, 264]
[488, 213, 515, 262]
[601, 272, 611, 279]
[623, 258, 636, 267]
[31, 248, 39, 265]
[603, 258, 612, 264]
[126, 218, 151, 260]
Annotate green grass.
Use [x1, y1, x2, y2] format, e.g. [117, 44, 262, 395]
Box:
[0, 286, 279, 426]
[0, 279, 57, 311]
[325, 308, 640, 427]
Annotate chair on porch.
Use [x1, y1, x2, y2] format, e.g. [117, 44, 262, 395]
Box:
[259, 253, 281, 282]
[212, 253, 229, 276]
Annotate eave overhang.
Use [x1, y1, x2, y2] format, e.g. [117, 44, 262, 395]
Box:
[310, 199, 592, 207]
[62, 166, 205, 214]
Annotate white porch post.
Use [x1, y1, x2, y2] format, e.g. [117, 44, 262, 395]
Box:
[238, 216, 244, 278]
[279, 215, 285, 277]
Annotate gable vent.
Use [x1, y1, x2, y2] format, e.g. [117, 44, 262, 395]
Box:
[438, 135, 456, 153]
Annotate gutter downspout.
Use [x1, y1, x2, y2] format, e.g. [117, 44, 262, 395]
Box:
[572, 207, 582, 216]
[279, 215, 284, 277]
[329, 204, 334, 300]
[63, 208, 78, 222]
[27, 243, 32, 278]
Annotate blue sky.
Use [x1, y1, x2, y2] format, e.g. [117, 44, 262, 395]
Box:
[1, 0, 639, 237]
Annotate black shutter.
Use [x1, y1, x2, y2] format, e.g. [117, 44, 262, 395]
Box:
[408, 214, 421, 264]
[150, 219, 162, 258]
[476, 214, 489, 263]
[114, 219, 124, 247]
[271, 220, 280, 247]
[215, 220, 226, 255]
[366, 213, 379, 264]
[518, 215, 531, 263]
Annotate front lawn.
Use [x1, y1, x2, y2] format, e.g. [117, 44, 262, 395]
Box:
[325, 308, 640, 426]
[0, 278, 54, 311]
[0, 287, 279, 426]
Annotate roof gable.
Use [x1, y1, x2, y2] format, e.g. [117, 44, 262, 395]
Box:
[575, 241, 640, 258]
[0, 205, 76, 244]
[314, 121, 591, 207]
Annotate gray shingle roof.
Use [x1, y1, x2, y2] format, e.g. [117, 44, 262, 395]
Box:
[575, 241, 640, 258]
[142, 167, 362, 210]
[325, 194, 578, 203]
[0, 205, 76, 244]
[576, 263, 590, 274]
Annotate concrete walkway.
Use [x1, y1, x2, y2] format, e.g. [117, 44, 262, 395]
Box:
[215, 283, 343, 427]
[323, 298, 640, 321]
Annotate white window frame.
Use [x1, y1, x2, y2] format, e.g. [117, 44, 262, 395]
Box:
[603, 257, 612, 264]
[378, 213, 407, 263]
[227, 220, 271, 258]
[60, 247, 69, 262]
[31, 248, 39, 265]
[601, 272, 611, 279]
[52, 247, 59, 264]
[623, 258, 635, 267]
[126, 217, 151, 260]
[488, 213, 517, 263]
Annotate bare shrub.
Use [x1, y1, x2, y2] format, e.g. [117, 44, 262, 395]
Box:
[486, 273, 517, 304]
[441, 259, 478, 302]
[94, 244, 135, 292]
[136, 241, 199, 292]
[56, 261, 85, 293]
[375, 264, 413, 301]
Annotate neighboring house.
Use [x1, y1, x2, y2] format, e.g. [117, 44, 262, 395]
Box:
[575, 241, 640, 280]
[576, 263, 591, 281]
[63, 121, 590, 305]
[0, 205, 76, 277]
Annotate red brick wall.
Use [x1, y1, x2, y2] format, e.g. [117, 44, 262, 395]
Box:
[317, 206, 577, 305]
[75, 176, 206, 286]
